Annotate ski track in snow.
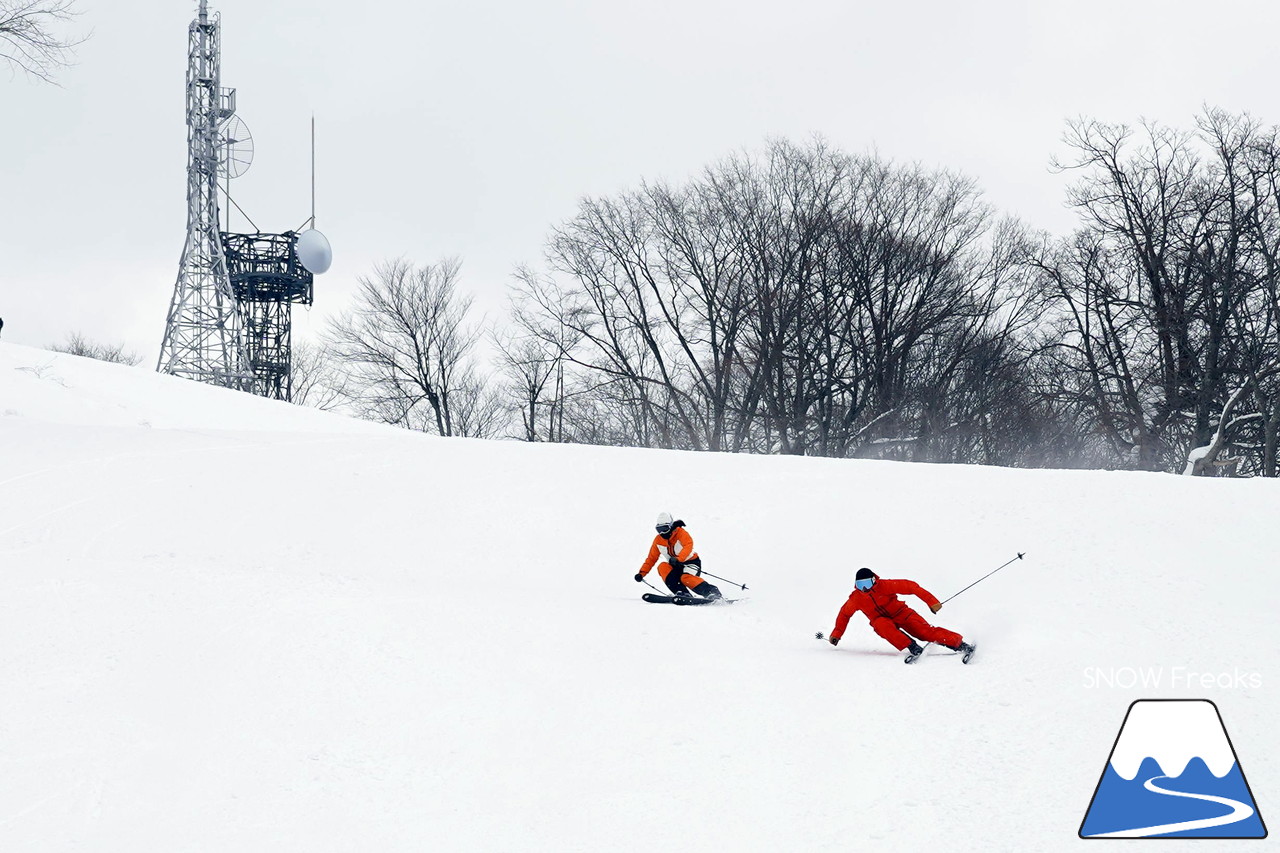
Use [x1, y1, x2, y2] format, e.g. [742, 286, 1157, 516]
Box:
[0, 779, 85, 828]
[1084, 775, 1256, 838]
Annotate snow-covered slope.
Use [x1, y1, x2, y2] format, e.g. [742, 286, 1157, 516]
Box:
[0, 344, 389, 434]
[1, 342, 1274, 851]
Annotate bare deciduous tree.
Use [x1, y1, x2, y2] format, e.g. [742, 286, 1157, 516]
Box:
[326, 258, 503, 438]
[495, 280, 577, 442]
[512, 137, 1041, 462]
[49, 332, 141, 365]
[289, 340, 348, 411]
[0, 0, 86, 83]
[495, 118, 1280, 474]
[1039, 110, 1280, 475]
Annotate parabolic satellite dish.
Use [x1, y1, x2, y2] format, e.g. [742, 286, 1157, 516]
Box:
[295, 229, 333, 274]
[217, 116, 254, 179]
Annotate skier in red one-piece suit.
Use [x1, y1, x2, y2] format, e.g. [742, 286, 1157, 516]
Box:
[826, 568, 975, 664]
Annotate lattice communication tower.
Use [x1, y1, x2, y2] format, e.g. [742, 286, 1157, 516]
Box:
[156, 0, 247, 389]
[158, 1, 329, 401]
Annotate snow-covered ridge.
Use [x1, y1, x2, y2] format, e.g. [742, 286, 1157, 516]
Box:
[0, 342, 388, 434]
[1108, 700, 1237, 780]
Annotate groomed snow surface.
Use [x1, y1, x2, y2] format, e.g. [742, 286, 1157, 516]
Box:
[1, 342, 1274, 851]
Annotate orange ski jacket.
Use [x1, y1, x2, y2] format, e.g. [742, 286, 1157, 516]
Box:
[830, 576, 942, 641]
[638, 522, 699, 578]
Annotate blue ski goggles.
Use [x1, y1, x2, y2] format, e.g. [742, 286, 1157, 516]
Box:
[655, 523, 672, 536]
[855, 577, 875, 591]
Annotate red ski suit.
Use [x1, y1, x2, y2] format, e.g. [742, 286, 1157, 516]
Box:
[830, 577, 962, 651]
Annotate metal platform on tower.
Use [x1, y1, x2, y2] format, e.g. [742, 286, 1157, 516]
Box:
[222, 231, 314, 401]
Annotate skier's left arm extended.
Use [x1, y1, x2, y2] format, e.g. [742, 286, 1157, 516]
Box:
[881, 578, 943, 613]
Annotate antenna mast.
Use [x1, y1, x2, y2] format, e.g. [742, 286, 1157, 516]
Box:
[311, 114, 316, 228]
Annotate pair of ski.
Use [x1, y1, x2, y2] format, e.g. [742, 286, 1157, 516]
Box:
[815, 631, 977, 664]
[642, 592, 741, 606]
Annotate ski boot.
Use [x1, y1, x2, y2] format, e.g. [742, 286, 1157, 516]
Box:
[957, 641, 977, 664]
[903, 641, 925, 665]
[693, 580, 722, 601]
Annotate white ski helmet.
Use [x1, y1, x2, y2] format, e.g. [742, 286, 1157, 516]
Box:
[655, 512, 674, 534]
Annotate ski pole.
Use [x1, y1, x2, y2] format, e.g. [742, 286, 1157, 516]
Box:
[698, 570, 748, 591]
[939, 552, 1025, 606]
[640, 576, 666, 594]
[815, 631, 936, 659]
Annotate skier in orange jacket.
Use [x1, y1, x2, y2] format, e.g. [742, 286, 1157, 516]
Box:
[634, 512, 722, 600]
[826, 568, 975, 664]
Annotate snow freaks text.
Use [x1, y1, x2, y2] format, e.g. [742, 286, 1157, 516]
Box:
[1083, 667, 1262, 690]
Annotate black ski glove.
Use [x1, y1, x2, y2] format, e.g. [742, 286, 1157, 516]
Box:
[634, 573, 644, 582]
[828, 636, 839, 646]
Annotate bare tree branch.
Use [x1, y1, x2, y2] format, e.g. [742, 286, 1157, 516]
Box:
[0, 0, 88, 84]
[48, 331, 141, 365]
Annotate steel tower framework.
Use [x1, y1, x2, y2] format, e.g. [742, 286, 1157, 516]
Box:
[156, 1, 248, 388]
[222, 232, 314, 400]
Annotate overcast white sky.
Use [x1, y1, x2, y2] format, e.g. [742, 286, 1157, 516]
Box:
[3, 0, 1279, 364]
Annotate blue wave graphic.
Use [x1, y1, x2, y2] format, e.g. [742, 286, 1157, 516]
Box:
[1081, 756, 1265, 838]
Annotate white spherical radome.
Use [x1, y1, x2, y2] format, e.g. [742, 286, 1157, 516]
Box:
[295, 229, 333, 274]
